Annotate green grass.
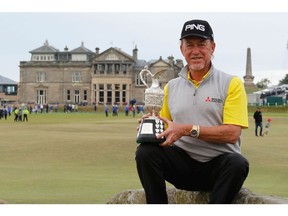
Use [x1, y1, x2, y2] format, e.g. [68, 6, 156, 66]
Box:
[241, 113, 288, 198]
[0, 111, 287, 203]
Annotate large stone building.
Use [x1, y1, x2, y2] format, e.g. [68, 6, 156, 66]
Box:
[18, 40, 183, 106]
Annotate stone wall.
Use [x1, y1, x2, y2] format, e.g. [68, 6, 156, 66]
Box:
[107, 187, 288, 204]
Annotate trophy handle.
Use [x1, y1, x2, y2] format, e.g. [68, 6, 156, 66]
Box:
[140, 66, 166, 88]
[139, 66, 151, 88]
[151, 69, 166, 88]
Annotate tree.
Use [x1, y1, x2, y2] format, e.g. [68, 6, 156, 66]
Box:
[256, 78, 271, 89]
[278, 74, 288, 85]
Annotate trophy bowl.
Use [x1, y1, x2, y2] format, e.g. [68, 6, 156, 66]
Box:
[136, 66, 166, 144]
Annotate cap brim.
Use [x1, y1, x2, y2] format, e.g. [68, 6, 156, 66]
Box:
[180, 34, 210, 40]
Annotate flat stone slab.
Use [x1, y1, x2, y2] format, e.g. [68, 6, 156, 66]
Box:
[107, 187, 288, 204]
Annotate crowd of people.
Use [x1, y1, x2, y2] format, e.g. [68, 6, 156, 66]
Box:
[12, 106, 30, 122]
[0, 103, 60, 122]
[0, 102, 146, 122]
[0, 105, 12, 120]
[104, 104, 144, 117]
[0, 105, 30, 122]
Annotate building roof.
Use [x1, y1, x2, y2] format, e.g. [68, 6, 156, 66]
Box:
[30, 40, 59, 53]
[112, 47, 134, 60]
[0, 75, 18, 85]
[70, 42, 94, 53]
[103, 47, 134, 61]
[134, 60, 147, 68]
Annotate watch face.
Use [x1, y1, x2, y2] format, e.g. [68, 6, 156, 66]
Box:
[191, 130, 197, 136]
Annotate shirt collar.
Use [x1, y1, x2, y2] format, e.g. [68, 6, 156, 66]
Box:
[187, 70, 210, 87]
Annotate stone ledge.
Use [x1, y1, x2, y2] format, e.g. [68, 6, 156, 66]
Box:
[107, 187, 288, 204]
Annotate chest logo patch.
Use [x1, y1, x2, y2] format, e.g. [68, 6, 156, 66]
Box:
[205, 96, 222, 103]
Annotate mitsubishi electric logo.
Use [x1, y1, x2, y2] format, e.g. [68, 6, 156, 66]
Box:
[205, 96, 222, 103]
[185, 24, 205, 32]
[205, 96, 211, 102]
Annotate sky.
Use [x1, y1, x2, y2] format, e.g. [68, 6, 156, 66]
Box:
[1, 1, 288, 86]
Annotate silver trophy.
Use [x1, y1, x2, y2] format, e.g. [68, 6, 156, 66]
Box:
[136, 66, 166, 144]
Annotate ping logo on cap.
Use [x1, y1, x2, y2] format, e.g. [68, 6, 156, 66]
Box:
[180, 19, 214, 40]
[185, 24, 205, 32]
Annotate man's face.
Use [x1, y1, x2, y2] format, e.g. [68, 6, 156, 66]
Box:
[180, 37, 215, 73]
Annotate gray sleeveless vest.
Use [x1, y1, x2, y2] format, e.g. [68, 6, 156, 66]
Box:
[167, 65, 241, 162]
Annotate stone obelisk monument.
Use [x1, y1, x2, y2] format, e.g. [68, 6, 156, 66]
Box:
[243, 47, 255, 87]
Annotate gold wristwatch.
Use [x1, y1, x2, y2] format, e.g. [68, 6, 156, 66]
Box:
[189, 125, 200, 138]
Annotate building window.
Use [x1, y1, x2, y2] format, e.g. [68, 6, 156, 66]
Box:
[122, 64, 127, 74]
[72, 54, 87, 61]
[33, 55, 54, 61]
[6, 86, 16, 95]
[84, 90, 87, 101]
[107, 64, 113, 74]
[74, 90, 80, 104]
[98, 64, 105, 74]
[122, 84, 126, 103]
[115, 64, 120, 74]
[37, 89, 47, 105]
[36, 72, 46, 82]
[99, 84, 104, 103]
[67, 90, 71, 101]
[93, 84, 97, 103]
[135, 73, 147, 86]
[107, 84, 112, 103]
[115, 84, 120, 103]
[72, 72, 81, 82]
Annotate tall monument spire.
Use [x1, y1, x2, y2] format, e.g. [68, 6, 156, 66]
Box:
[243, 47, 255, 87]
